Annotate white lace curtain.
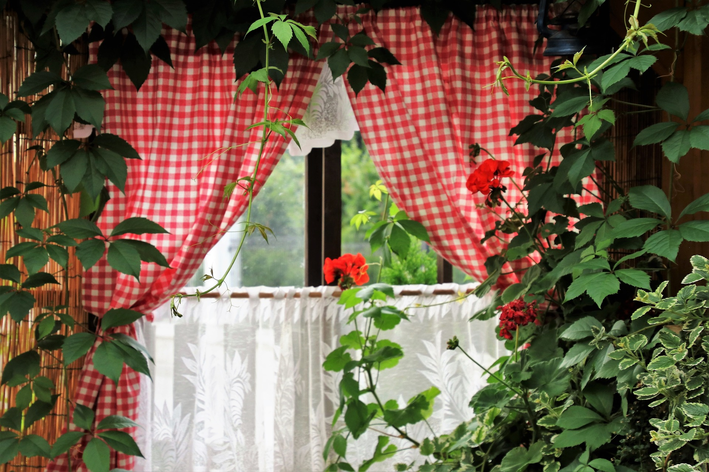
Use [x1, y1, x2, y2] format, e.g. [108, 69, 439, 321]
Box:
[133, 284, 502, 471]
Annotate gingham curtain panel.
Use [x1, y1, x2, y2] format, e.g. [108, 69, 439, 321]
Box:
[333, 5, 597, 286]
[46, 25, 321, 471]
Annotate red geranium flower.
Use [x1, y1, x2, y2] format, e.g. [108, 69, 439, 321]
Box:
[323, 253, 369, 289]
[497, 299, 538, 340]
[466, 159, 514, 199]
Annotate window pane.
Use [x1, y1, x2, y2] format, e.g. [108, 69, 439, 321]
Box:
[187, 152, 305, 288]
[341, 133, 438, 285]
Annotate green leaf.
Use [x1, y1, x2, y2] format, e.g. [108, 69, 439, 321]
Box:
[0, 408, 22, 431]
[500, 442, 544, 472]
[679, 193, 709, 219]
[98, 430, 143, 457]
[689, 125, 709, 151]
[50, 431, 84, 459]
[72, 64, 112, 91]
[348, 64, 368, 95]
[388, 224, 410, 259]
[678, 9, 709, 35]
[347, 46, 370, 68]
[601, 60, 631, 92]
[62, 332, 96, 365]
[560, 316, 603, 341]
[647, 356, 675, 370]
[551, 93, 589, 117]
[57, 218, 103, 239]
[107, 240, 142, 279]
[561, 342, 596, 368]
[556, 406, 604, 429]
[662, 129, 692, 163]
[333, 434, 347, 458]
[71, 87, 105, 130]
[96, 415, 140, 431]
[657, 82, 690, 120]
[368, 47, 400, 65]
[83, 437, 111, 472]
[60, 150, 89, 193]
[2, 350, 41, 384]
[132, 1, 162, 53]
[0, 264, 21, 283]
[93, 341, 125, 385]
[110, 217, 168, 237]
[46, 139, 81, 168]
[584, 382, 614, 418]
[634, 122, 680, 146]
[102, 308, 144, 331]
[154, 0, 187, 32]
[323, 346, 352, 372]
[0, 116, 16, 143]
[344, 400, 371, 439]
[566, 272, 619, 307]
[93, 133, 140, 159]
[46, 88, 75, 135]
[76, 238, 106, 270]
[611, 218, 662, 239]
[18, 71, 63, 97]
[643, 229, 683, 261]
[73, 403, 95, 430]
[110, 333, 154, 363]
[615, 269, 651, 289]
[22, 272, 59, 289]
[0, 436, 20, 465]
[19, 434, 51, 458]
[680, 221, 709, 242]
[649, 7, 688, 31]
[271, 21, 293, 51]
[328, 48, 350, 81]
[627, 55, 657, 73]
[92, 148, 127, 193]
[0, 290, 37, 322]
[316, 41, 342, 61]
[522, 358, 571, 397]
[628, 185, 672, 219]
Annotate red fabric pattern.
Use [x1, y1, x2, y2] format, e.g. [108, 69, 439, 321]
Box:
[47, 25, 320, 471]
[333, 6, 597, 286]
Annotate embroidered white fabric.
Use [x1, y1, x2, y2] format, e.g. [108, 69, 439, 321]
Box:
[286, 64, 359, 156]
[134, 285, 503, 471]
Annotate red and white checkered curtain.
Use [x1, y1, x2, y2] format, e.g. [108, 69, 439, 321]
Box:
[336, 5, 578, 286]
[46, 26, 320, 471]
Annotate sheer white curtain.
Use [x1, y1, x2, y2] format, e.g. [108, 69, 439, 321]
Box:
[134, 284, 502, 472]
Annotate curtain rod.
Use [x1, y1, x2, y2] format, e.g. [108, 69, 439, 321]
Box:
[177, 287, 477, 299]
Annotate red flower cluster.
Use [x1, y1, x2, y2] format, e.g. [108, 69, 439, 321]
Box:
[498, 299, 539, 340]
[323, 253, 369, 289]
[466, 159, 514, 199]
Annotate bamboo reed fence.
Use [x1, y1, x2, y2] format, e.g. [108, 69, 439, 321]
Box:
[1, 10, 88, 471]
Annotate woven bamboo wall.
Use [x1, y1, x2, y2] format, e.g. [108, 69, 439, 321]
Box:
[1, 11, 88, 471]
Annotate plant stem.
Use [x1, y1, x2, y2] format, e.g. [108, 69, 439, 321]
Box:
[455, 345, 522, 396]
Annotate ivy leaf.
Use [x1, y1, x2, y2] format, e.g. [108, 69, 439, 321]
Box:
[522, 358, 571, 397]
[643, 229, 683, 261]
[60, 149, 89, 193]
[91, 148, 127, 193]
[0, 290, 37, 322]
[367, 61, 387, 93]
[271, 21, 293, 51]
[0, 117, 16, 144]
[316, 41, 342, 61]
[46, 139, 81, 168]
[689, 125, 709, 151]
[628, 185, 672, 219]
[73, 403, 95, 431]
[328, 48, 350, 80]
[347, 46, 370, 68]
[500, 443, 545, 472]
[71, 87, 105, 130]
[601, 60, 631, 92]
[560, 316, 603, 341]
[610, 218, 662, 239]
[314, 0, 337, 24]
[57, 218, 103, 239]
[120, 34, 152, 90]
[368, 47, 400, 65]
[18, 434, 51, 458]
[72, 64, 112, 91]
[1, 350, 41, 384]
[21, 272, 59, 289]
[101, 308, 144, 331]
[110, 217, 169, 237]
[678, 10, 709, 35]
[112, 339, 151, 378]
[92, 341, 125, 385]
[0, 436, 19, 464]
[132, 1, 162, 53]
[93, 133, 140, 159]
[679, 221, 709, 242]
[83, 437, 111, 472]
[50, 431, 84, 459]
[112, 0, 143, 30]
[615, 269, 651, 289]
[633, 122, 679, 146]
[47, 245, 69, 268]
[0, 264, 21, 284]
[17, 71, 63, 97]
[97, 430, 143, 457]
[62, 332, 96, 365]
[656, 82, 690, 121]
[122, 240, 170, 267]
[107, 240, 142, 280]
[46, 88, 75, 135]
[679, 193, 709, 219]
[649, 7, 687, 31]
[662, 129, 691, 163]
[348, 64, 368, 95]
[154, 0, 187, 32]
[96, 415, 140, 431]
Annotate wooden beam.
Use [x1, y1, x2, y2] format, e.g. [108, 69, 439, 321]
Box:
[305, 144, 342, 286]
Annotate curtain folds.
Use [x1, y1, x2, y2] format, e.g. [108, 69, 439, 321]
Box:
[333, 6, 593, 286]
[47, 27, 321, 471]
[137, 285, 502, 471]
